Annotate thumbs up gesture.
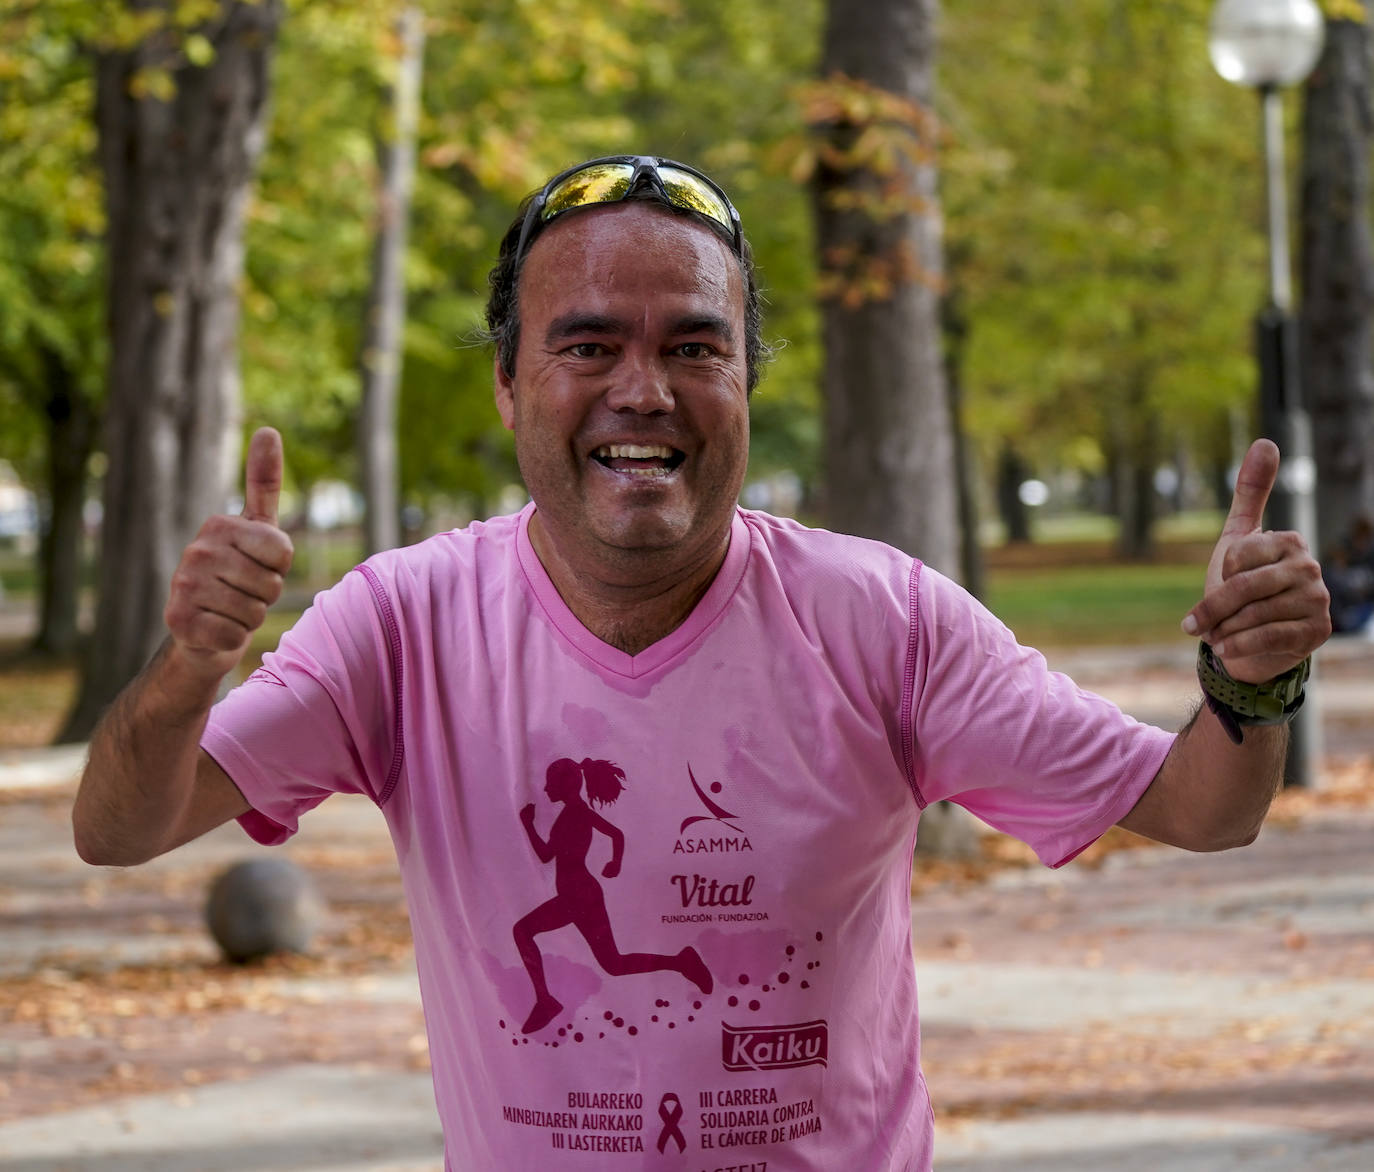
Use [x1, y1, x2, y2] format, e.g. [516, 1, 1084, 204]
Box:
[1181, 439, 1331, 684]
[163, 428, 295, 683]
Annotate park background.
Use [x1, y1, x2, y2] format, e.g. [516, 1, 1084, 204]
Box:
[1, 0, 1371, 738]
[1, 1, 1373, 1169]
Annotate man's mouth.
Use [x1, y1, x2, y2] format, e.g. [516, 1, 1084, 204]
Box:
[591, 443, 685, 478]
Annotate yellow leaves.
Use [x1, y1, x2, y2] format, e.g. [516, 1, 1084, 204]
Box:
[798, 73, 940, 172]
[103, 0, 232, 54]
[817, 238, 943, 310]
[175, 0, 227, 28]
[1269, 755, 1374, 819]
[243, 285, 280, 324]
[129, 67, 176, 103]
[825, 183, 934, 220]
[800, 73, 944, 307]
[184, 33, 216, 68]
[1321, 0, 1367, 23]
[105, 7, 168, 52]
[108, 5, 224, 103]
[38, 239, 99, 278]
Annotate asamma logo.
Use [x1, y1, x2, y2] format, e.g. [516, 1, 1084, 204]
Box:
[722, 1020, 828, 1072]
[675, 765, 751, 854]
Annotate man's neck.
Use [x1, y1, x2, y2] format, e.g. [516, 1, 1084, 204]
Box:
[527, 514, 729, 656]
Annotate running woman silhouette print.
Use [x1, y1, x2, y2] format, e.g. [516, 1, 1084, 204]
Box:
[514, 758, 713, 1034]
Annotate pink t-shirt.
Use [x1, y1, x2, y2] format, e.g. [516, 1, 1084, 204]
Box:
[203, 506, 1174, 1170]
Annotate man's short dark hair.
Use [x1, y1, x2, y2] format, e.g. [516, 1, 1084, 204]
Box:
[484, 186, 770, 394]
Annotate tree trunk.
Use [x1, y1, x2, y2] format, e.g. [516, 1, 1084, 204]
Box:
[59, 0, 282, 742]
[1112, 392, 1159, 562]
[812, 0, 960, 578]
[34, 346, 98, 657]
[1299, 13, 1374, 556]
[359, 7, 424, 557]
[942, 242, 984, 598]
[995, 444, 1032, 545]
[1118, 457, 1157, 562]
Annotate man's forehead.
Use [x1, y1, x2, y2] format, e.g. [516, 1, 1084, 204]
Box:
[520, 201, 742, 303]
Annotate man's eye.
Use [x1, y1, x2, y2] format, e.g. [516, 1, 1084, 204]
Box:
[568, 343, 606, 358]
[676, 342, 715, 359]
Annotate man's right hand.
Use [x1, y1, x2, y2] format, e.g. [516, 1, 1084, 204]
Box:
[74, 427, 289, 866]
[163, 427, 294, 685]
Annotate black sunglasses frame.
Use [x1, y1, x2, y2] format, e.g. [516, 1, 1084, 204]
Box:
[511, 155, 744, 270]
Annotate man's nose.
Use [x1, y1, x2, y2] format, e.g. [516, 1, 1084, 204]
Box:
[604, 350, 674, 413]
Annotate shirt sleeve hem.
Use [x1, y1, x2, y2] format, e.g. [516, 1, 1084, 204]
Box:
[1043, 730, 1176, 869]
[201, 725, 297, 846]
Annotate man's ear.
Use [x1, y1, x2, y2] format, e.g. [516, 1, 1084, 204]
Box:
[494, 358, 516, 431]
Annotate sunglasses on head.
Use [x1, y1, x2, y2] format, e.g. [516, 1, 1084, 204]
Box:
[512, 155, 744, 270]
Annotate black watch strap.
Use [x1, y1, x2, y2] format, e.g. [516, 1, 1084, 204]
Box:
[1196, 641, 1309, 745]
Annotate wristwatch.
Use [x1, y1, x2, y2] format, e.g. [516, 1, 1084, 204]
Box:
[1196, 641, 1310, 745]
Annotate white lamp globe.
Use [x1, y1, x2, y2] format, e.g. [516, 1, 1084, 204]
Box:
[1209, 0, 1325, 87]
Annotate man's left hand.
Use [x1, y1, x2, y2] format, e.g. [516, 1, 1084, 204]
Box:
[1182, 439, 1331, 684]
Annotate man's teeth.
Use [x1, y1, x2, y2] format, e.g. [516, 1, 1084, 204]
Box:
[596, 444, 675, 460]
[593, 443, 678, 477]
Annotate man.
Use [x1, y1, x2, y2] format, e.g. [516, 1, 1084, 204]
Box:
[73, 156, 1332, 1170]
[1323, 514, 1374, 634]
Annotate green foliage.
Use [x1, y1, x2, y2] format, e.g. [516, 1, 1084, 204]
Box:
[1320, 0, 1367, 23]
[2, 0, 1300, 534]
[0, 4, 106, 482]
[238, 0, 825, 514]
[942, 0, 1271, 485]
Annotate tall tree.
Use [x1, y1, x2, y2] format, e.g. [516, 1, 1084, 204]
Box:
[60, 0, 284, 741]
[941, 0, 1263, 554]
[809, 0, 960, 576]
[0, 10, 105, 656]
[1300, 2, 1374, 554]
[941, 240, 984, 594]
[359, 6, 424, 556]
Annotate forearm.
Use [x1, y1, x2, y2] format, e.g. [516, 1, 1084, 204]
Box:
[73, 428, 290, 867]
[1119, 701, 1287, 852]
[72, 638, 229, 866]
[1127, 438, 1330, 853]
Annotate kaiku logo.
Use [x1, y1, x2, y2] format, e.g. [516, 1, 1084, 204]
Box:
[674, 764, 752, 853]
[722, 1020, 829, 1072]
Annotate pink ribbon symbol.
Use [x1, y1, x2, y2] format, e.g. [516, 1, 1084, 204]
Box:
[656, 1092, 686, 1154]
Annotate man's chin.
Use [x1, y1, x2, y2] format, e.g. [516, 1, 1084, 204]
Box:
[591, 511, 691, 554]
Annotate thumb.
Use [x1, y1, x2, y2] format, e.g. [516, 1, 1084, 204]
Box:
[1221, 438, 1279, 540]
[241, 427, 283, 526]
[1202, 437, 1279, 593]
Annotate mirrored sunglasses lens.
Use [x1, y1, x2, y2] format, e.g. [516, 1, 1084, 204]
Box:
[542, 163, 635, 219]
[659, 167, 732, 230]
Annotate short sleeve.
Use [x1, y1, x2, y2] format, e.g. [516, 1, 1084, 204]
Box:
[909, 565, 1176, 867]
[201, 567, 400, 845]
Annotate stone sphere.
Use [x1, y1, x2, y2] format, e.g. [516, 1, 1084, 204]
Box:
[205, 857, 325, 963]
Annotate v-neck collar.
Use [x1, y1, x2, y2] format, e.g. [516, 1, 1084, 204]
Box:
[514, 504, 751, 679]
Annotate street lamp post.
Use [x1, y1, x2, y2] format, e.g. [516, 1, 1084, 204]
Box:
[1209, 0, 1324, 787]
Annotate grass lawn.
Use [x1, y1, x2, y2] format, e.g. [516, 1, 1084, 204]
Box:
[984, 561, 1206, 649]
[978, 517, 1217, 649]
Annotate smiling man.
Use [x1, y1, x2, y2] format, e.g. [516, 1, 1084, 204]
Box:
[494, 196, 751, 649]
[74, 156, 1332, 1171]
